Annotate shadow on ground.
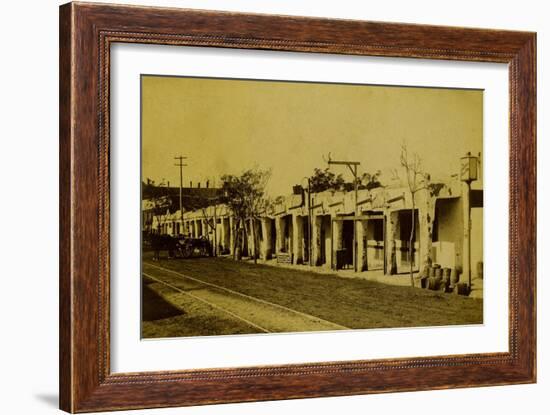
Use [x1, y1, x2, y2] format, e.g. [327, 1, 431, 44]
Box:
[142, 279, 184, 321]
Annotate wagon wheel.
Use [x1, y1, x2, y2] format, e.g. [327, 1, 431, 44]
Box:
[174, 245, 184, 258]
[182, 244, 193, 258]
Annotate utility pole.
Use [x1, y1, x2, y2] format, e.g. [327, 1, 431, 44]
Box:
[302, 177, 312, 266]
[174, 155, 187, 235]
[328, 158, 361, 272]
[213, 178, 218, 256]
[460, 152, 479, 290]
[307, 178, 312, 266]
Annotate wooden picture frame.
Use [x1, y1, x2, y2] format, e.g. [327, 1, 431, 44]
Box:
[59, 2, 536, 412]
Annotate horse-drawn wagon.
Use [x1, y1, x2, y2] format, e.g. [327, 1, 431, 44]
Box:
[147, 233, 212, 260]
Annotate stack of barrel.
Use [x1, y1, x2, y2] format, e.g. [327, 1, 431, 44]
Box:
[420, 264, 469, 295]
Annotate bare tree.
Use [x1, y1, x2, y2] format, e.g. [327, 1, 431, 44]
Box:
[220, 175, 247, 260]
[200, 204, 219, 256]
[399, 143, 429, 287]
[150, 196, 172, 235]
[242, 168, 272, 264]
[221, 168, 271, 262]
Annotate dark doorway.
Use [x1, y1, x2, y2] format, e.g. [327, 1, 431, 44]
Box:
[302, 216, 311, 264]
[270, 219, 276, 257]
[342, 220, 354, 269]
[369, 218, 385, 270]
[320, 218, 326, 265]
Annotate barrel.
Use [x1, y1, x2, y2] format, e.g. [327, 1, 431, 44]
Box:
[420, 276, 428, 289]
[442, 268, 451, 289]
[454, 283, 470, 296]
[427, 277, 439, 291]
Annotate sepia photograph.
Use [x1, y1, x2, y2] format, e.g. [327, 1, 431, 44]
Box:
[140, 74, 484, 339]
[50, 2, 538, 412]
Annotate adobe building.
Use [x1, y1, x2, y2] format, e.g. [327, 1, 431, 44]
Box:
[153, 176, 483, 284]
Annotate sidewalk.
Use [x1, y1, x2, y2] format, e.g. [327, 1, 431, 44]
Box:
[254, 257, 421, 287]
[242, 256, 482, 298]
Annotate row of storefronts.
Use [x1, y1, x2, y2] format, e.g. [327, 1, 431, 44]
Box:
[150, 178, 483, 280]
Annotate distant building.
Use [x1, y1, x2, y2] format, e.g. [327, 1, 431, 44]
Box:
[142, 182, 222, 233]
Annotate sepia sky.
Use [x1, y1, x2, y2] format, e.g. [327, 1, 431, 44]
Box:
[141, 75, 482, 197]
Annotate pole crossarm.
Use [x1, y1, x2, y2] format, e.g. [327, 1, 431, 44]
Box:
[328, 160, 360, 166]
